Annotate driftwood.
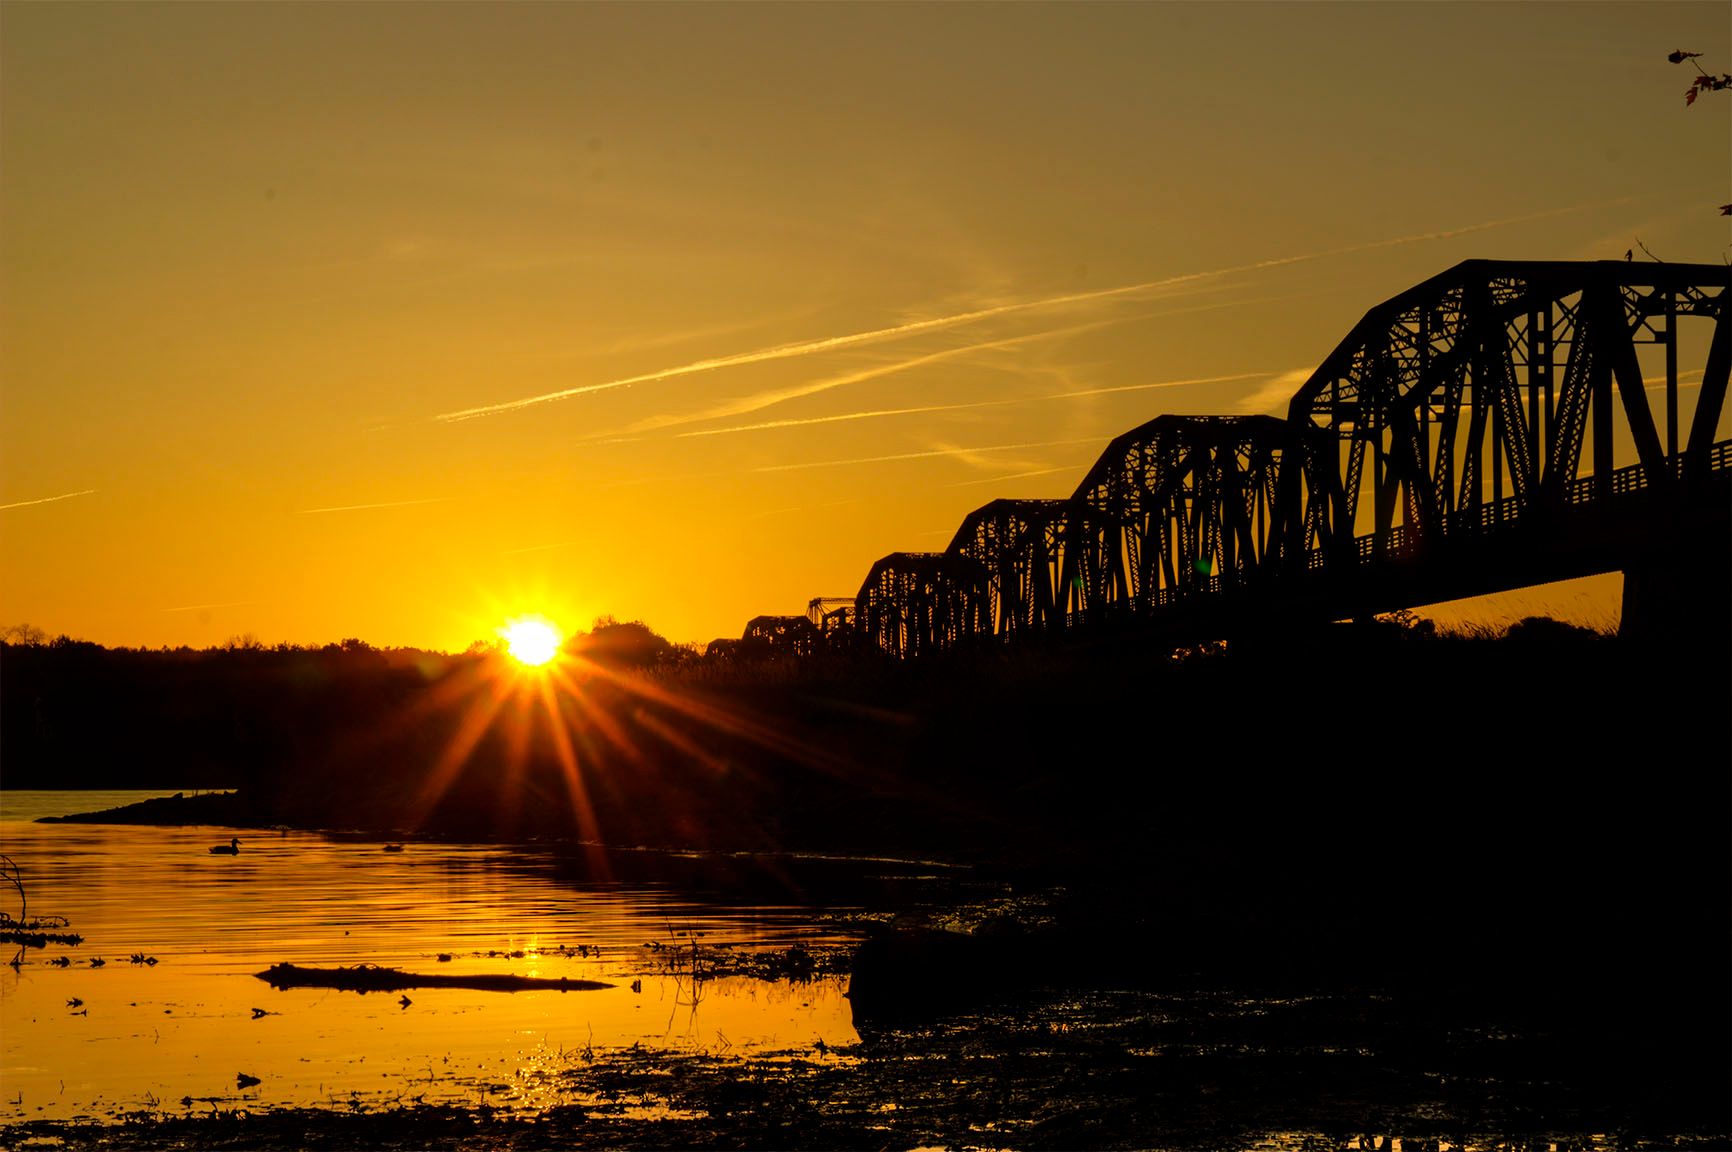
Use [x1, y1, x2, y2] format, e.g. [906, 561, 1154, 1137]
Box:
[256, 962, 614, 994]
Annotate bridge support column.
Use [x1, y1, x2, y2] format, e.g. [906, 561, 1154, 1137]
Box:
[1620, 539, 1731, 660]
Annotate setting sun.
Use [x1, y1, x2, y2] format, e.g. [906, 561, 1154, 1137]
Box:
[501, 617, 562, 667]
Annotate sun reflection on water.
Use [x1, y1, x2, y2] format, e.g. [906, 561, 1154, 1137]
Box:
[0, 813, 868, 1123]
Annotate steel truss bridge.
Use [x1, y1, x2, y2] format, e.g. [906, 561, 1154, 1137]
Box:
[727, 260, 1731, 658]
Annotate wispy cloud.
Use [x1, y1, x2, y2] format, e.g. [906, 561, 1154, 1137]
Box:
[160, 600, 255, 614]
[934, 441, 1035, 472]
[1642, 368, 1706, 390]
[0, 488, 96, 512]
[434, 202, 1614, 424]
[1234, 368, 1318, 415]
[296, 497, 455, 515]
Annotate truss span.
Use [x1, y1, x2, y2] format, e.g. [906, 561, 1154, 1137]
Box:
[740, 260, 1730, 656]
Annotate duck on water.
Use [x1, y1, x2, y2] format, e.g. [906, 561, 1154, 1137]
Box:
[209, 837, 240, 855]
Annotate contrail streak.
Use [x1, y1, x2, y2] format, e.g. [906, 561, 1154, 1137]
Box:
[438, 306, 1159, 424]
[434, 202, 1613, 423]
[0, 488, 96, 511]
[160, 601, 255, 614]
[611, 318, 1122, 437]
[296, 497, 455, 514]
[677, 371, 1270, 438]
[599, 437, 1109, 489]
[751, 437, 1106, 474]
[946, 463, 1091, 488]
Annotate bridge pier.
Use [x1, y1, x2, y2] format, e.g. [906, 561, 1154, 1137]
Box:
[1619, 538, 1731, 658]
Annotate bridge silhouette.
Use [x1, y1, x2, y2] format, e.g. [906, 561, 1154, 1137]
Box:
[728, 260, 1730, 658]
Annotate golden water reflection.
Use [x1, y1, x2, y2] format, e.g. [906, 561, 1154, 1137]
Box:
[0, 798, 866, 1121]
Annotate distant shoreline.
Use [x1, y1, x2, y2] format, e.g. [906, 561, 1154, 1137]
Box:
[35, 791, 253, 828]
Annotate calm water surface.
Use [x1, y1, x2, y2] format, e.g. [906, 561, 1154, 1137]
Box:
[0, 791, 902, 1121]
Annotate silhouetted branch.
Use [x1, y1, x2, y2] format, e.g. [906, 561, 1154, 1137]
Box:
[1667, 51, 1732, 218]
[1670, 48, 1732, 105]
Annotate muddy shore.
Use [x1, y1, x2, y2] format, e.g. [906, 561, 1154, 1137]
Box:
[5, 984, 1728, 1151]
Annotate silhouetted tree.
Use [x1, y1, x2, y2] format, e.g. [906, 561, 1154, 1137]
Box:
[578, 617, 674, 671]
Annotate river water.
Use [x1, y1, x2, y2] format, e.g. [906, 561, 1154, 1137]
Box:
[4, 794, 1725, 1148]
[0, 791, 947, 1122]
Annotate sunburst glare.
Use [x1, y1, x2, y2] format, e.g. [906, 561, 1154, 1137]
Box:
[501, 616, 562, 667]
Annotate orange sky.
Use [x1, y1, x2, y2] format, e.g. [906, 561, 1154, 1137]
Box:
[3, 2, 1728, 652]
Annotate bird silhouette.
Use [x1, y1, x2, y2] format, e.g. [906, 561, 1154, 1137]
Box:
[209, 837, 240, 855]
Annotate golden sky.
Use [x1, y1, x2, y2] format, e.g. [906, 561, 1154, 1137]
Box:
[3, 2, 1728, 651]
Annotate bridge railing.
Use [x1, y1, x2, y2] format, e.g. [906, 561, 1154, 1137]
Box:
[1563, 444, 1731, 507]
[1308, 443, 1731, 577]
[849, 441, 1730, 650]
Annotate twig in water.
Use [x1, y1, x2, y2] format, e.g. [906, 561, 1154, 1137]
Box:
[1, 855, 23, 968]
[1, 856, 26, 924]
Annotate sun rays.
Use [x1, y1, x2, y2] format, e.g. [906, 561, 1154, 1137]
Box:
[378, 634, 862, 867]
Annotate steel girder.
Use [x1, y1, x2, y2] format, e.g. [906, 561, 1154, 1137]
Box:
[1284, 260, 1730, 565]
[944, 499, 1071, 639]
[805, 596, 860, 653]
[855, 552, 989, 659]
[806, 597, 858, 634]
[1062, 415, 1296, 622]
[742, 614, 819, 656]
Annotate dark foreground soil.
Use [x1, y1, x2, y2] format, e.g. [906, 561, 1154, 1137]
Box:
[5, 974, 1728, 1152]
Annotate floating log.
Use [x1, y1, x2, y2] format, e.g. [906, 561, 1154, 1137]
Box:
[256, 962, 614, 994]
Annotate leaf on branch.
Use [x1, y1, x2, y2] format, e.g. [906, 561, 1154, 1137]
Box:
[1686, 84, 1699, 106]
[1668, 49, 1704, 64]
[1720, 204, 1731, 217]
